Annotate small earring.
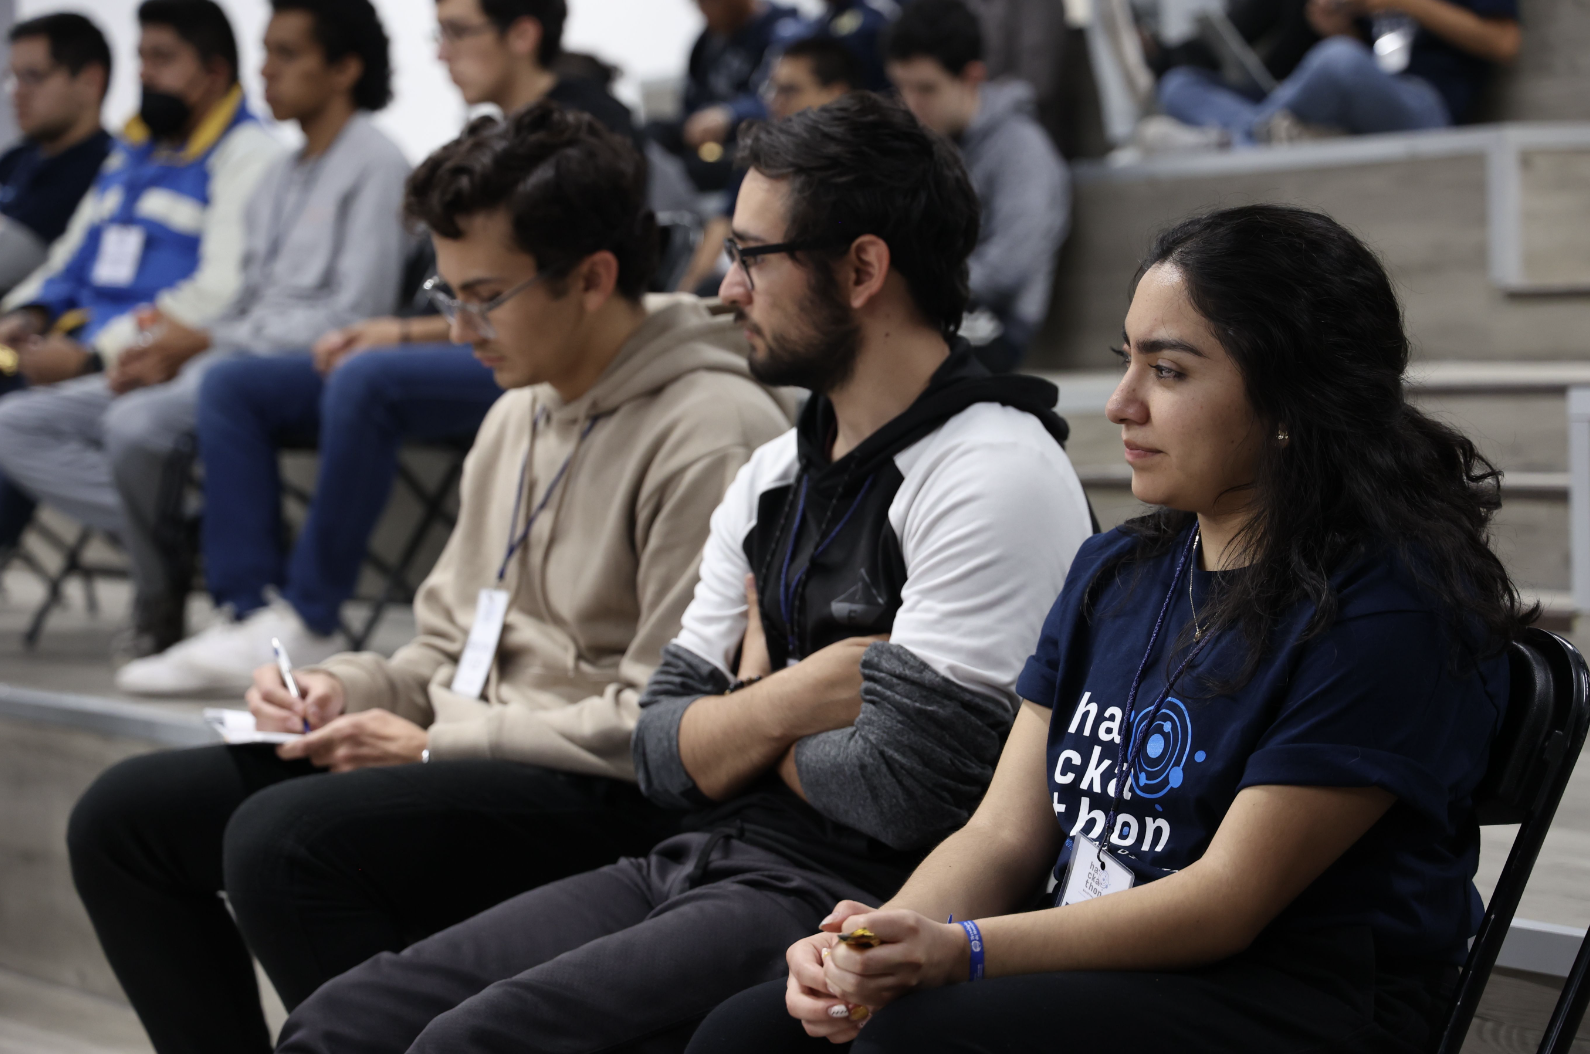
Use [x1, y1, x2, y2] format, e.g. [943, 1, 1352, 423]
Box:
[1276, 427, 1290, 444]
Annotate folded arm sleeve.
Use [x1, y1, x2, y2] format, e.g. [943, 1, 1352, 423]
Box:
[794, 642, 1016, 850]
[632, 642, 734, 808]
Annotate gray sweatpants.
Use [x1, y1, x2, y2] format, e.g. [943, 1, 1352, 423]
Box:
[0, 351, 230, 607]
[275, 831, 878, 1054]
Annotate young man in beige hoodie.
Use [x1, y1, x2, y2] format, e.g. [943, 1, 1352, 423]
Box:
[64, 102, 790, 1054]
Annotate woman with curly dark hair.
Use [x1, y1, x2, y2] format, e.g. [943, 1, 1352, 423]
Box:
[688, 203, 1533, 1053]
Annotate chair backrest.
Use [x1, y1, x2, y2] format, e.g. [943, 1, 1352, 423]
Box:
[1436, 626, 1590, 1054]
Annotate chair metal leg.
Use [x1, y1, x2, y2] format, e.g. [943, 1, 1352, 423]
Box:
[348, 453, 465, 652]
[23, 526, 92, 649]
[1538, 930, 1590, 1053]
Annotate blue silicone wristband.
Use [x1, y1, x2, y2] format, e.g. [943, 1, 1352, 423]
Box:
[959, 920, 985, 982]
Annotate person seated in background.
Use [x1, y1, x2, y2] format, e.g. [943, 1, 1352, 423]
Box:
[0, 0, 280, 657]
[886, 0, 1070, 373]
[0, 14, 113, 300]
[674, 34, 860, 296]
[806, 0, 896, 92]
[270, 92, 1093, 1054]
[687, 204, 1525, 1054]
[118, 0, 648, 694]
[649, 0, 807, 192]
[1157, 0, 1519, 144]
[96, 0, 407, 688]
[0, 12, 115, 567]
[67, 102, 791, 1054]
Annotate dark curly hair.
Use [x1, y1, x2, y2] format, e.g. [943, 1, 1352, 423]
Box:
[1106, 204, 1533, 683]
[272, 0, 393, 111]
[404, 101, 658, 300]
[736, 91, 979, 337]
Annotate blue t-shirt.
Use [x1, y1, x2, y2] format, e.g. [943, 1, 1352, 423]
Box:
[1016, 527, 1508, 961]
[1406, 0, 1519, 122]
[0, 129, 111, 244]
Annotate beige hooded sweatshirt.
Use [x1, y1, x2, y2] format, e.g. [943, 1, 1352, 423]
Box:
[315, 295, 791, 779]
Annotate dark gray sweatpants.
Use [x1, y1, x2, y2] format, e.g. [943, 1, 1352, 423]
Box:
[275, 831, 876, 1054]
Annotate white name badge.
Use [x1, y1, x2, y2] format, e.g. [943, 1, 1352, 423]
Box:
[91, 224, 146, 287]
[450, 588, 510, 699]
[1059, 834, 1136, 906]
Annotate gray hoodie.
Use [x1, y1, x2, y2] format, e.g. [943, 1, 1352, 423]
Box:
[959, 78, 1071, 350]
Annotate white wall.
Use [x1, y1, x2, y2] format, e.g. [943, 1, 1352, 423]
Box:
[16, 0, 819, 162]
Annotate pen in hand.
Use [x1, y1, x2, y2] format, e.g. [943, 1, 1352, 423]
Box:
[271, 637, 309, 733]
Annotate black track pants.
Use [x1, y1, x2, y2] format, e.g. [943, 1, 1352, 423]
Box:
[66, 744, 676, 1054]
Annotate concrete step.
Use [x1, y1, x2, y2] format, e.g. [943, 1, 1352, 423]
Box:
[1045, 363, 1589, 602]
[1031, 123, 1590, 370]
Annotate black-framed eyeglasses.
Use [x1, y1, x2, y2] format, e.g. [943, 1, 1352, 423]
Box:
[723, 238, 841, 291]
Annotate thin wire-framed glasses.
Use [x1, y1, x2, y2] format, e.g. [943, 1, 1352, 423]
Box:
[423, 272, 547, 341]
[723, 238, 840, 292]
[430, 20, 498, 45]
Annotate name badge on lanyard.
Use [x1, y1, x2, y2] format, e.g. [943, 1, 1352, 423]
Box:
[1059, 834, 1136, 905]
[92, 224, 146, 287]
[450, 587, 510, 699]
[448, 411, 602, 700]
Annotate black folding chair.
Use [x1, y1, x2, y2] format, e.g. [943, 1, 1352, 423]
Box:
[14, 520, 127, 649]
[1435, 626, 1590, 1053]
[279, 436, 471, 652]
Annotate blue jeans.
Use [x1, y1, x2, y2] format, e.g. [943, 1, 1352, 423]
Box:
[1158, 37, 1451, 145]
[196, 346, 502, 635]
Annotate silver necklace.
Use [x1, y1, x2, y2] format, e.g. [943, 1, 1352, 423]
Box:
[1189, 527, 1204, 641]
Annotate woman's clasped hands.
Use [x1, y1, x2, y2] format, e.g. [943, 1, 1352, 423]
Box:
[784, 900, 972, 1043]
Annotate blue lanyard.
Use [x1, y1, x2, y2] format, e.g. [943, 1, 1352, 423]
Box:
[496, 411, 600, 583]
[1098, 526, 1212, 849]
[776, 473, 875, 660]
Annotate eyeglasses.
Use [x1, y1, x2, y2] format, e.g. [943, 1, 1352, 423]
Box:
[430, 20, 498, 46]
[423, 272, 547, 340]
[5, 66, 62, 93]
[723, 238, 841, 292]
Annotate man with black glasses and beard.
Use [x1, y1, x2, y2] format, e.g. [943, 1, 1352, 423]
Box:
[275, 92, 1094, 1054]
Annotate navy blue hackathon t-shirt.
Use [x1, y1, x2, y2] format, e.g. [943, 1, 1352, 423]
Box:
[1016, 528, 1509, 961]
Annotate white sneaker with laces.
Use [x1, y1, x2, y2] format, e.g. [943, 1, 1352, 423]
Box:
[115, 599, 341, 698]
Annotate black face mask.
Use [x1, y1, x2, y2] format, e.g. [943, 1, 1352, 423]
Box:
[139, 90, 191, 140]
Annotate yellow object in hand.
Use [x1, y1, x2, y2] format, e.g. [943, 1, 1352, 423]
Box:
[0, 344, 16, 376]
[837, 927, 882, 949]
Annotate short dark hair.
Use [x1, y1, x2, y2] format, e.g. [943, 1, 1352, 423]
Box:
[138, 0, 240, 84]
[780, 35, 861, 91]
[10, 13, 112, 91]
[271, 0, 393, 111]
[405, 101, 658, 300]
[885, 0, 984, 75]
[476, 0, 565, 65]
[738, 92, 980, 336]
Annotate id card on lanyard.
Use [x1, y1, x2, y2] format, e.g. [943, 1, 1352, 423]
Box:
[448, 412, 601, 699]
[92, 224, 145, 287]
[1060, 834, 1136, 905]
[1061, 527, 1211, 905]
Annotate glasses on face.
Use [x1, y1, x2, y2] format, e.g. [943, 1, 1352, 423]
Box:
[430, 20, 498, 46]
[424, 272, 547, 341]
[723, 237, 839, 292]
[6, 65, 61, 93]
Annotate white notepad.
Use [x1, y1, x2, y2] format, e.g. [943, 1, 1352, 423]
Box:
[203, 708, 303, 744]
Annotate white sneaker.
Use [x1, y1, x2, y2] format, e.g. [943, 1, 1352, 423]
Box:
[1132, 115, 1231, 156]
[115, 598, 341, 698]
